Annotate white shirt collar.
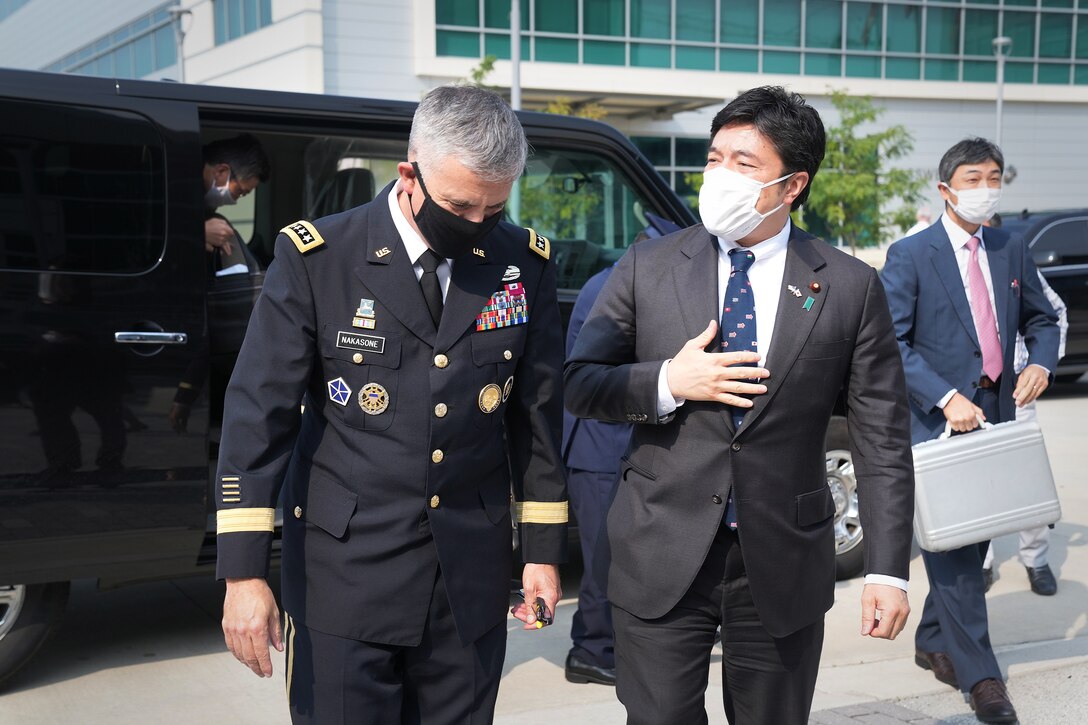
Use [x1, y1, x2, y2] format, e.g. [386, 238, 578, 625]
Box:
[940, 213, 985, 252]
[387, 180, 445, 265]
[715, 218, 792, 263]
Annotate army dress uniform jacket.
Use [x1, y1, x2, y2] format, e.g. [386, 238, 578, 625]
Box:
[215, 186, 568, 647]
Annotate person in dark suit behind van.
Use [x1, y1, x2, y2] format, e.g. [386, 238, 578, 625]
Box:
[214, 85, 567, 724]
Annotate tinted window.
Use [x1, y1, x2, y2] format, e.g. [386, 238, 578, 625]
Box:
[0, 100, 165, 274]
[1031, 218, 1088, 265]
[510, 147, 659, 290]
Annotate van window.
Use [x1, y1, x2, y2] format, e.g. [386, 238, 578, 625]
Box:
[510, 147, 659, 290]
[1032, 218, 1088, 266]
[0, 100, 166, 274]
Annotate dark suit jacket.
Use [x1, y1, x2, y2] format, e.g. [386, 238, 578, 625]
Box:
[562, 266, 632, 472]
[215, 184, 567, 647]
[880, 221, 1059, 445]
[564, 223, 914, 638]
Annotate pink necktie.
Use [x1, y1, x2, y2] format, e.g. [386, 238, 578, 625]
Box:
[965, 236, 1003, 381]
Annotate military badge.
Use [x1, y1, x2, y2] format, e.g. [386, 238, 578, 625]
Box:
[357, 298, 376, 318]
[475, 282, 528, 331]
[358, 383, 389, 415]
[502, 265, 520, 282]
[478, 384, 502, 414]
[352, 317, 376, 329]
[502, 376, 514, 403]
[328, 378, 351, 407]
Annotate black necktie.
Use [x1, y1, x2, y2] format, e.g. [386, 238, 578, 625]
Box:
[418, 249, 444, 328]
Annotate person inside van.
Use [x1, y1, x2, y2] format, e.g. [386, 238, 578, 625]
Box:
[202, 133, 271, 266]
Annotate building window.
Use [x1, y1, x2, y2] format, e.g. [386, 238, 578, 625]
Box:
[43, 4, 176, 79]
[435, 0, 1088, 85]
[215, 0, 274, 45]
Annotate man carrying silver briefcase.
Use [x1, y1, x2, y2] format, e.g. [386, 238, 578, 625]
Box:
[881, 138, 1060, 724]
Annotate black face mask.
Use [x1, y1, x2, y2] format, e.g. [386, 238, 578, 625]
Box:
[410, 161, 503, 259]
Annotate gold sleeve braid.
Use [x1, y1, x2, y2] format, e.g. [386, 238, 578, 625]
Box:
[515, 501, 568, 524]
[216, 508, 276, 534]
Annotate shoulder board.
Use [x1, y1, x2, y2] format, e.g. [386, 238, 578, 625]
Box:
[281, 220, 326, 254]
[527, 227, 550, 260]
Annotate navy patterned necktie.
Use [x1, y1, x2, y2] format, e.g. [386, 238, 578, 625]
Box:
[721, 248, 758, 429]
[720, 248, 756, 530]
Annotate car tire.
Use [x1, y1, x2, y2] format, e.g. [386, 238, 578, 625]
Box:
[826, 417, 865, 581]
[0, 582, 69, 688]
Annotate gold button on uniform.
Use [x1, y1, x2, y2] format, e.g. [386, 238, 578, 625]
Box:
[293, 506, 303, 518]
[432, 449, 444, 463]
[352, 353, 363, 364]
[430, 495, 440, 509]
[434, 354, 449, 368]
[434, 403, 448, 418]
[503, 350, 512, 360]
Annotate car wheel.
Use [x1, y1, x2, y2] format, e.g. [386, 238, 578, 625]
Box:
[826, 418, 865, 581]
[0, 582, 69, 688]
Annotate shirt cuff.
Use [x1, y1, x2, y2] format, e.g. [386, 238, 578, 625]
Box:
[936, 389, 957, 409]
[1028, 364, 1051, 376]
[657, 360, 684, 417]
[864, 574, 908, 592]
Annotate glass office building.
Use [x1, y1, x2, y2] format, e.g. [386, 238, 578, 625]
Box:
[437, 0, 1088, 85]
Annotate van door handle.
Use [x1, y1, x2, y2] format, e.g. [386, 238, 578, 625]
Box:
[114, 332, 188, 345]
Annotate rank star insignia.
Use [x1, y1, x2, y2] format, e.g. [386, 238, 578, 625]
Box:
[327, 377, 351, 406]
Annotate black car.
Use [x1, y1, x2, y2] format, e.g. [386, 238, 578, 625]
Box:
[999, 209, 1088, 382]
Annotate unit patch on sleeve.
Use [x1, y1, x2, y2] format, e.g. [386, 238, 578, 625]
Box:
[281, 220, 325, 254]
[476, 282, 528, 331]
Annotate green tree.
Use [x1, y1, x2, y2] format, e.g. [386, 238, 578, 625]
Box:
[803, 90, 927, 254]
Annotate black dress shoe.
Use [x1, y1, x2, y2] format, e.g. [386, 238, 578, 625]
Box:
[565, 653, 616, 686]
[914, 649, 959, 689]
[982, 567, 994, 593]
[1026, 564, 1057, 596]
[969, 678, 1018, 723]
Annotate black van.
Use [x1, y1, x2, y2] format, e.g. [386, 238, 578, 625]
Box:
[0, 68, 862, 684]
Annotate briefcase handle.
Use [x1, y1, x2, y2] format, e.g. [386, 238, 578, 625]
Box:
[940, 415, 993, 440]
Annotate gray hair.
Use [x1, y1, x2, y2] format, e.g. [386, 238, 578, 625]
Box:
[409, 85, 527, 183]
[938, 138, 1004, 184]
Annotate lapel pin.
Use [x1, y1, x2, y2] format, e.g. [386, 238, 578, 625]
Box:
[787, 284, 802, 298]
[1011, 278, 1019, 289]
[473, 247, 486, 258]
[375, 247, 391, 258]
[803, 297, 815, 311]
[809, 281, 821, 293]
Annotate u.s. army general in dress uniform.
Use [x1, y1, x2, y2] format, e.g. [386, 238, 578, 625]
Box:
[215, 86, 568, 725]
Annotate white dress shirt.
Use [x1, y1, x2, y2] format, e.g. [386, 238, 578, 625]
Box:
[654, 219, 908, 592]
[388, 182, 453, 300]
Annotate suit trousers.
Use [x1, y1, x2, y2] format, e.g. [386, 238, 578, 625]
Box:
[284, 566, 506, 725]
[983, 398, 1049, 570]
[915, 386, 1004, 693]
[568, 468, 616, 668]
[612, 523, 823, 725]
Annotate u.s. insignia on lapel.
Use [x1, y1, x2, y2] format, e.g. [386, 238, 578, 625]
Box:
[476, 282, 528, 331]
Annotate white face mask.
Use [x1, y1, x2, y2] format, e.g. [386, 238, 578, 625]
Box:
[204, 169, 237, 208]
[941, 183, 1001, 225]
[699, 166, 794, 242]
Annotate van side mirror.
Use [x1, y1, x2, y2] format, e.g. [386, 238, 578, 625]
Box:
[1033, 250, 1062, 268]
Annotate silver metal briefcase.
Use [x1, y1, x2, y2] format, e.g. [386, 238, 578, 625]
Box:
[912, 419, 1061, 553]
